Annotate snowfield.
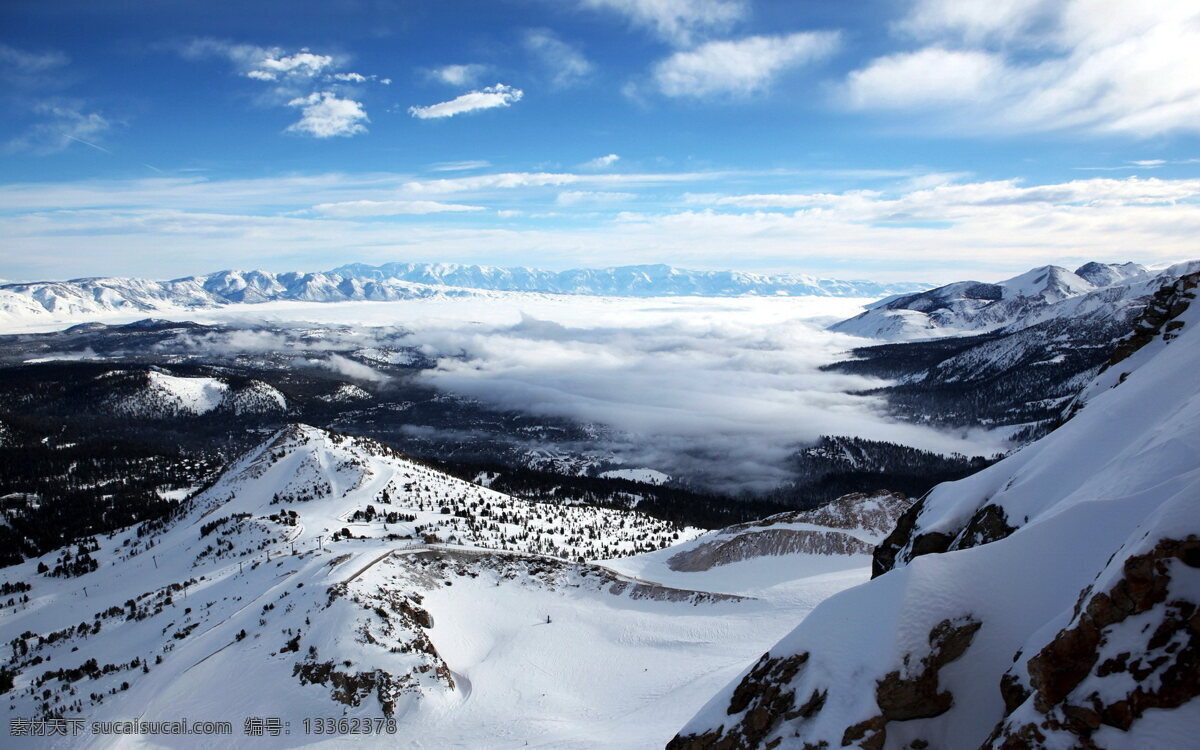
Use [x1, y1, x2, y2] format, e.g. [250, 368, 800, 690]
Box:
[0, 424, 895, 749]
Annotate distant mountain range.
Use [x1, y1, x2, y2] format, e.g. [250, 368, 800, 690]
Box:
[0, 263, 931, 322]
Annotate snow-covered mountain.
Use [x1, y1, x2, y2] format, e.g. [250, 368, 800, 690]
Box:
[330, 262, 929, 298]
[0, 424, 910, 748]
[830, 260, 1198, 341]
[670, 272, 1200, 749]
[0, 264, 929, 323]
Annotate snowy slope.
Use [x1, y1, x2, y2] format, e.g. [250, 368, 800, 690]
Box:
[671, 275, 1200, 748]
[104, 369, 287, 418]
[0, 264, 929, 325]
[830, 260, 1197, 341]
[0, 425, 884, 749]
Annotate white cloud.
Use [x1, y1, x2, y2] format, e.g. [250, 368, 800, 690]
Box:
[401, 169, 712, 194]
[312, 199, 486, 216]
[581, 154, 621, 170]
[427, 64, 488, 87]
[6, 99, 111, 155]
[256, 50, 333, 78]
[408, 84, 524, 119]
[4, 172, 1199, 284]
[0, 43, 69, 82]
[843, 47, 1006, 108]
[285, 92, 368, 138]
[1, 45, 110, 155]
[404, 309, 1004, 491]
[524, 29, 593, 88]
[654, 32, 841, 98]
[846, 0, 1200, 136]
[896, 0, 1056, 43]
[430, 160, 492, 172]
[575, 0, 747, 46]
[556, 190, 637, 205]
[181, 40, 337, 87]
[179, 39, 385, 137]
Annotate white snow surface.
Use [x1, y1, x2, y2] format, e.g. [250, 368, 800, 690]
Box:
[0, 424, 888, 749]
[116, 371, 229, 416]
[598, 468, 671, 485]
[676, 280, 1200, 747]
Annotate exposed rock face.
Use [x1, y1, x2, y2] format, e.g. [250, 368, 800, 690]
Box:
[985, 536, 1200, 748]
[671, 491, 912, 573]
[668, 616, 981, 750]
[665, 652, 817, 750]
[875, 617, 982, 722]
[668, 529, 874, 572]
[1103, 271, 1198, 371]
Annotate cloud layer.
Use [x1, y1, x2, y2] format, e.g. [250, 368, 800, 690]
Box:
[149, 297, 1004, 493]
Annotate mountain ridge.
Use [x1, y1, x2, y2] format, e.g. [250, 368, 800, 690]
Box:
[0, 263, 932, 323]
[832, 260, 1199, 341]
[670, 265, 1200, 749]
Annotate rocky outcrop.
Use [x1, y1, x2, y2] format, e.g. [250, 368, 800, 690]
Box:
[672, 491, 913, 573]
[667, 616, 982, 750]
[668, 529, 874, 572]
[666, 652, 818, 750]
[985, 536, 1200, 748]
[1103, 271, 1198, 372]
[871, 494, 954, 579]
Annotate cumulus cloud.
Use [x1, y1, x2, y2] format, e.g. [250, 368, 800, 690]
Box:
[845, 0, 1200, 136]
[843, 47, 1005, 109]
[312, 199, 486, 216]
[179, 39, 381, 138]
[408, 83, 524, 119]
[574, 0, 747, 46]
[524, 29, 593, 88]
[285, 92, 368, 138]
[427, 64, 488, 87]
[654, 32, 841, 98]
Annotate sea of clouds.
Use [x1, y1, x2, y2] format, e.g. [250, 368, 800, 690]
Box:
[41, 295, 1009, 492]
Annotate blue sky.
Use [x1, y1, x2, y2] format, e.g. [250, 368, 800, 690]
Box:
[1, 0, 1199, 283]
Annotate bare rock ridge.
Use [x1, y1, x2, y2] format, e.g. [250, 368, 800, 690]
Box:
[666, 491, 912, 573]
